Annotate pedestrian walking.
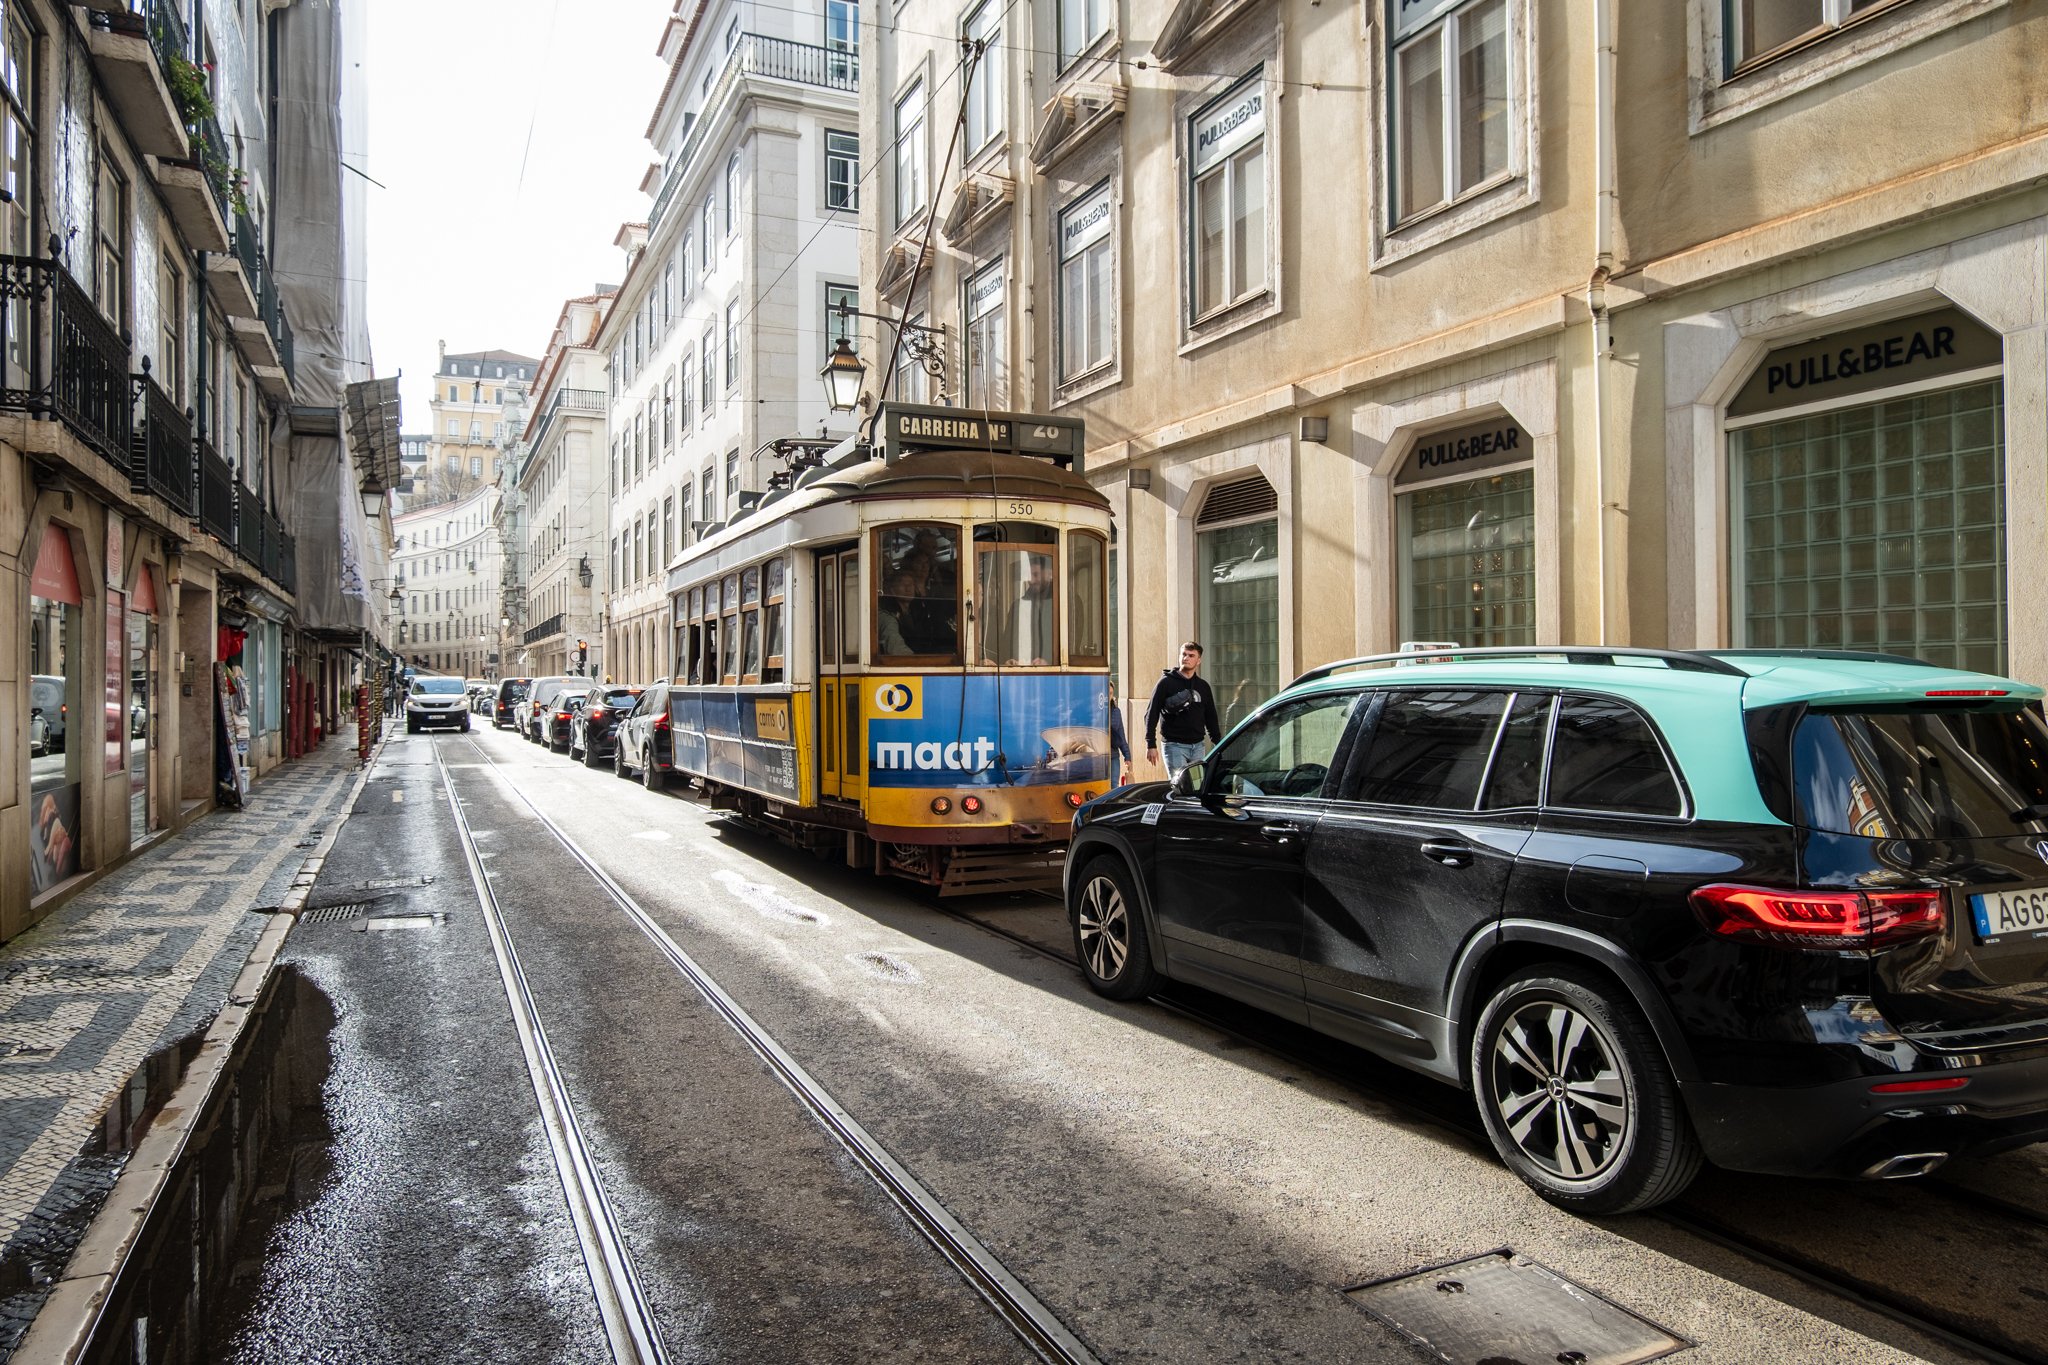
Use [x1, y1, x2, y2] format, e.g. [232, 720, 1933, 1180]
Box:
[1108, 679, 1131, 785]
[1144, 641, 1221, 783]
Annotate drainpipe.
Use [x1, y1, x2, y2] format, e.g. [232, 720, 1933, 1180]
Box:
[1588, 0, 1617, 645]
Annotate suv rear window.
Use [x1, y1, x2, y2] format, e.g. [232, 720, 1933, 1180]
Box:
[597, 688, 642, 707]
[1793, 705, 2048, 839]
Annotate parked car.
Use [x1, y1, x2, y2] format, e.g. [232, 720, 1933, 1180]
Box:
[517, 676, 578, 743]
[570, 685, 644, 767]
[404, 675, 472, 734]
[493, 677, 531, 730]
[539, 686, 592, 752]
[30, 675, 65, 754]
[1064, 646, 2048, 1214]
[29, 708, 49, 757]
[614, 682, 674, 790]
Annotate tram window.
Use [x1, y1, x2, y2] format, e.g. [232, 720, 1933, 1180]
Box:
[686, 622, 703, 683]
[841, 558, 861, 664]
[872, 522, 961, 662]
[742, 567, 760, 606]
[743, 611, 762, 679]
[974, 523, 1059, 667]
[1069, 530, 1107, 666]
[723, 612, 740, 683]
[764, 558, 787, 684]
[723, 574, 740, 612]
[703, 617, 719, 683]
[821, 560, 839, 670]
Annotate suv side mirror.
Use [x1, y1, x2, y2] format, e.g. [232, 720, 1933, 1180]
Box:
[1170, 762, 1204, 799]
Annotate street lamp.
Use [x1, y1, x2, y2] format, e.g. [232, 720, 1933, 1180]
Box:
[577, 555, 593, 588]
[359, 485, 387, 518]
[819, 337, 865, 413]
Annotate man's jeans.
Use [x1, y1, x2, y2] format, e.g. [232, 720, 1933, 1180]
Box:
[1162, 740, 1206, 783]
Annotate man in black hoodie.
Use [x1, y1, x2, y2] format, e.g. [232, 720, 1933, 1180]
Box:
[1144, 641, 1221, 782]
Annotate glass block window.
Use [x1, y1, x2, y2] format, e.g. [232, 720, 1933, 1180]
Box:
[1399, 468, 1535, 647]
[1731, 380, 2005, 673]
[1197, 513, 1280, 730]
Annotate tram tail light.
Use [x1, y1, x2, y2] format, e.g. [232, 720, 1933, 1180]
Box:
[1065, 791, 1085, 809]
[960, 795, 983, 815]
[1689, 884, 1944, 950]
[930, 797, 952, 815]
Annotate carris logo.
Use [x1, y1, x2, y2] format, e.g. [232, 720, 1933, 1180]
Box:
[875, 737, 997, 771]
[873, 683, 915, 713]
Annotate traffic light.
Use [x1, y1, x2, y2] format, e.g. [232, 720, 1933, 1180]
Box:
[575, 638, 588, 671]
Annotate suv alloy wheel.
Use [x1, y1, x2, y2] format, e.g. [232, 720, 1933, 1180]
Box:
[642, 744, 665, 791]
[614, 740, 632, 780]
[1071, 857, 1156, 1000]
[1471, 967, 1703, 1215]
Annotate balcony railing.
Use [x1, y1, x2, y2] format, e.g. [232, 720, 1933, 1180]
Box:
[0, 248, 136, 473]
[524, 385, 606, 453]
[196, 435, 234, 546]
[188, 111, 233, 224]
[277, 530, 296, 595]
[235, 481, 261, 567]
[649, 34, 857, 230]
[129, 366, 194, 514]
[525, 612, 564, 645]
[229, 208, 293, 381]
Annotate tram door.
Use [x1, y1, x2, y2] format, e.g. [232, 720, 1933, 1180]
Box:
[816, 547, 864, 802]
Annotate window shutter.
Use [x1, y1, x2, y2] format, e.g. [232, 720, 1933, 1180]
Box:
[1196, 473, 1277, 526]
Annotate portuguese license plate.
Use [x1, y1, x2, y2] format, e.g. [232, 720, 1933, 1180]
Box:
[1969, 886, 2048, 943]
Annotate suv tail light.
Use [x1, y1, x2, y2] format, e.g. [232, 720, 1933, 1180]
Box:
[1690, 884, 1944, 950]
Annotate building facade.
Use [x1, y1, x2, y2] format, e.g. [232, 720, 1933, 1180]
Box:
[418, 345, 535, 505]
[392, 485, 501, 678]
[1, 0, 380, 941]
[601, 0, 862, 685]
[857, 0, 2048, 757]
[518, 292, 614, 679]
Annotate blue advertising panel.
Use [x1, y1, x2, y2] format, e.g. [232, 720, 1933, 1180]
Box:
[867, 674, 1109, 788]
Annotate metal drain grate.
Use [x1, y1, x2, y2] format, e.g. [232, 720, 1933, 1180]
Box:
[1344, 1250, 1687, 1365]
[300, 903, 373, 924]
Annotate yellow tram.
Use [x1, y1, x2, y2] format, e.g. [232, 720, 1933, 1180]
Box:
[663, 404, 1114, 893]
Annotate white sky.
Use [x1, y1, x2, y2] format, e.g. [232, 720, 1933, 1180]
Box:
[361, 0, 674, 428]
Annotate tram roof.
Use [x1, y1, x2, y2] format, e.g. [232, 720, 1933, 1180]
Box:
[665, 449, 1109, 590]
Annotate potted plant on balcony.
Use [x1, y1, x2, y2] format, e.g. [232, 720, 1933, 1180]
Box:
[163, 56, 252, 219]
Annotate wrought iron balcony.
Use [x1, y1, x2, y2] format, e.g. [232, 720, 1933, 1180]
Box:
[525, 612, 565, 645]
[83, 0, 190, 160]
[235, 481, 262, 567]
[129, 364, 194, 515]
[196, 435, 235, 546]
[648, 33, 857, 230]
[0, 247, 136, 473]
[277, 530, 296, 595]
[524, 385, 606, 453]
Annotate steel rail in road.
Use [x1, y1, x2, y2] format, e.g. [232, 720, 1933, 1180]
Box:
[975, 898, 2048, 1365]
[434, 747, 671, 1365]
[452, 733, 1102, 1365]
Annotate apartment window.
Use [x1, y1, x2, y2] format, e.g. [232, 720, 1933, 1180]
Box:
[470, 456, 482, 477]
[680, 486, 693, 548]
[825, 130, 859, 211]
[825, 283, 858, 357]
[964, 261, 1006, 408]
[1058, 0, 1110, 66]
[963, 1, 1002, 155]
[662, 263, 675, 325]
[1188, 73, 1267, 320]
[700, 467, 716, 525]
[663, 495, 675, 565]
[679, 350, 694, 428]
[701, 196, 715, 272]
[492, 421, 503, 440]
[93, 148, 127, 327]
[662, 370, 675, 447]
[725, 17, 740, 52]
[1391, 0, 1511, 224]
[826, 0, 859, 80]
[1725, 0, 1902, 70]
[470, 422, 483, 441]
[633, 411, 645, 480]
[1058, 182, 1114, 383]
[724, 303, 740, 388]
[725, 449, 741, 514]
[894, 80, 926, 228]
[897, 312, 931, 405]
[445, 418, 460, 436]
[725, 152, 741, 236]
[1, 5, 34, 292]
[157, 251, 183, 399]
[682, 233, 694, 291]
[701, 327, 716, 411]
[448, 384, 459, 401]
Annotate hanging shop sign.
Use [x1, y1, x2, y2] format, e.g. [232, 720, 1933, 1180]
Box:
[31, 524, 82, 605]
[1728, 306, 2002, 418]
[1394, 414, 1532, 489]
[105, 513, 124, 590]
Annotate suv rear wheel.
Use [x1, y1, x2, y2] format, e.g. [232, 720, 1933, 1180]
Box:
[642, 744, 666, 791]
[1471, 967, 1702, 1214]
[613, 740, 632, 780]
[1070, 857, 1156, 1000]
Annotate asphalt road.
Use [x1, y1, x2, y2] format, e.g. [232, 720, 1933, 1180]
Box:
[207, 723, 2041, 1362]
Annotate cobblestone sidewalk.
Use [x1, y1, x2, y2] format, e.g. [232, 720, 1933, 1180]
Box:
[0, 734, 370, 1353]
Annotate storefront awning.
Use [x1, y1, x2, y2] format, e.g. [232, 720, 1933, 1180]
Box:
[344, 376, 403, 493]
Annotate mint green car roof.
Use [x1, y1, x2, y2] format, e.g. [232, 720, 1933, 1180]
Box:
[1283, 653, 2043, 827]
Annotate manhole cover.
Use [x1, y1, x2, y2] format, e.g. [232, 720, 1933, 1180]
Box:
[1344, 1250, 1687, 1365]
[300, 903, 373, 925]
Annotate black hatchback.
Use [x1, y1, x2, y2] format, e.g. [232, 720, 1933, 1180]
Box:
[1065, 647, 2048, 1213]
[570, 686, 643, 767]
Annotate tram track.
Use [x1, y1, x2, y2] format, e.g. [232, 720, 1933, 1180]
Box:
[958, 895, 2048, 1365]
[445, 734, 1101, 1365]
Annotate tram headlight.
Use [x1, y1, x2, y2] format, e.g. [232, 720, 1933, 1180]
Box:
[960, 795, 983, 815]
[929, 797, 952, 815]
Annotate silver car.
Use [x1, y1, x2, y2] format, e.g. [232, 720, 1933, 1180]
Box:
[404, 676, 472, 733]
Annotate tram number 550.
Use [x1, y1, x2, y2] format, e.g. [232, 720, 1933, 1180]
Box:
[1006, 501, 1034, 517]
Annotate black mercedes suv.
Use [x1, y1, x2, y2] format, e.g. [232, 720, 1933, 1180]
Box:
[1065, 647, 2048, 1213]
